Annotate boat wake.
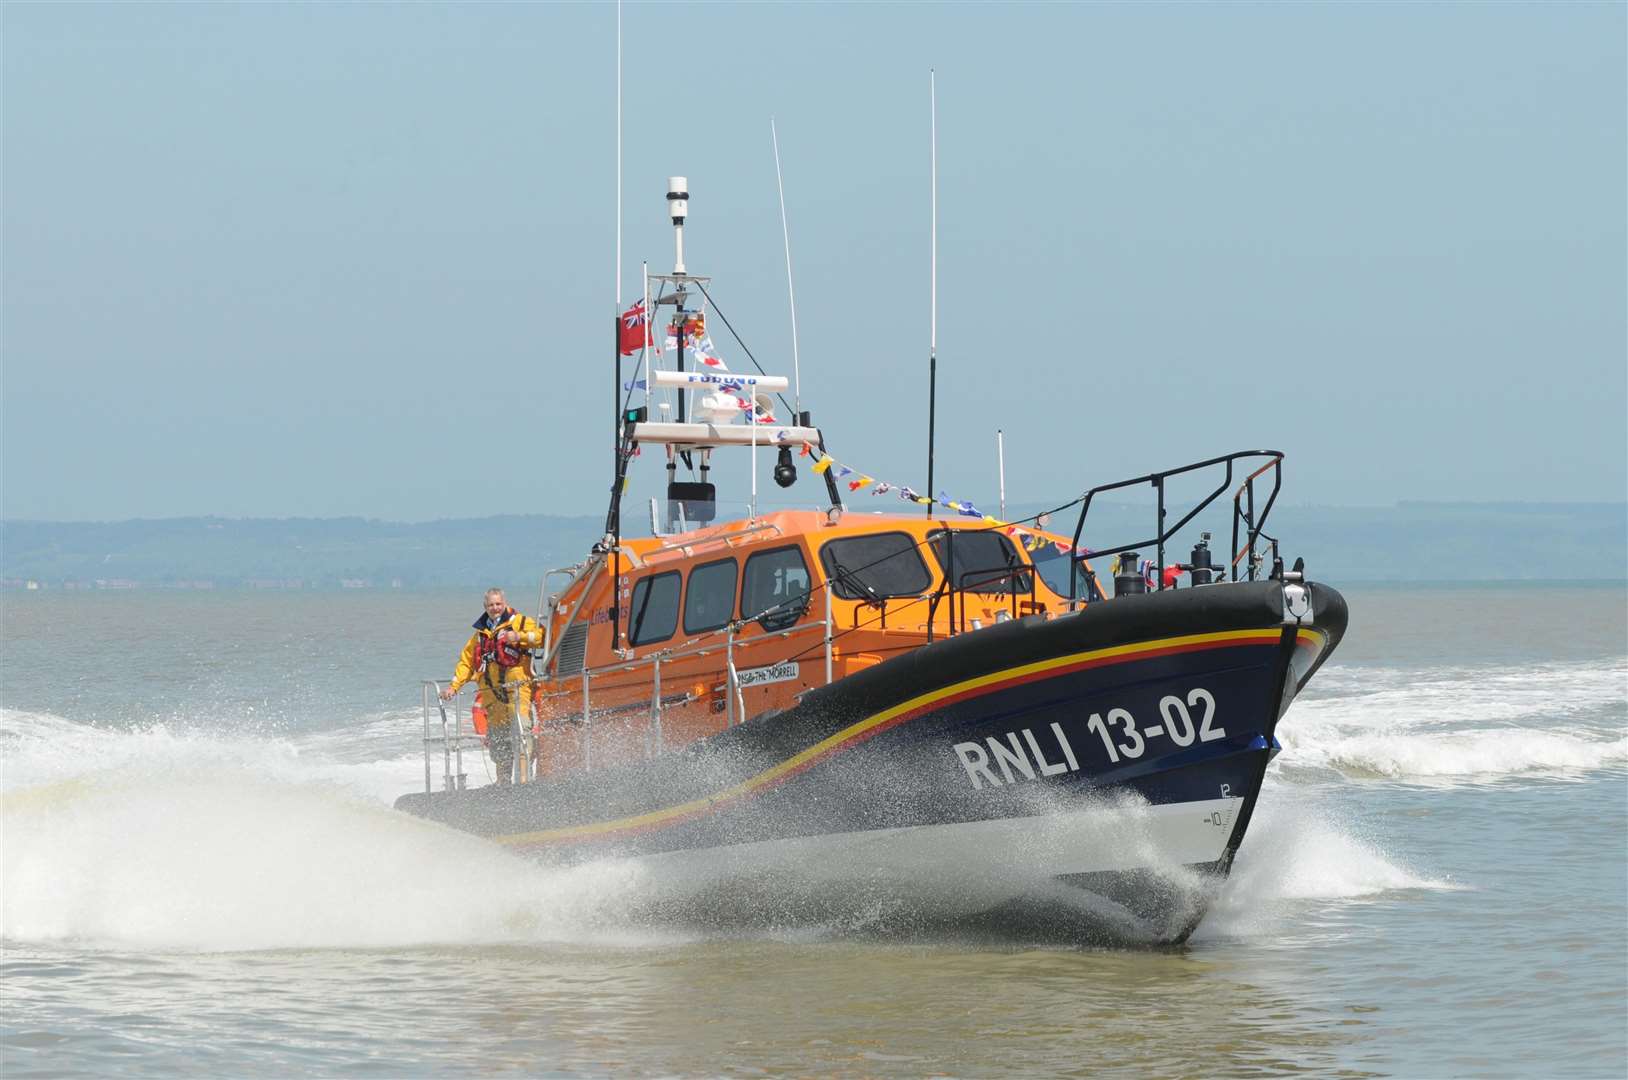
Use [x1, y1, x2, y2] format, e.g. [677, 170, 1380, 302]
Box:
[2, 707, 1445, 952]
[1277, 659, 1627, 784]
[1193, 789, 1460, 943]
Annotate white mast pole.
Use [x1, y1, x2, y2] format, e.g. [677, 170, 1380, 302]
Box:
[772, 118, 802, 417]
[925, 69, 938, 519]
[997, 429, 1006, 520]
[642, 261, 651, 408]
[616, 0, 622, 308]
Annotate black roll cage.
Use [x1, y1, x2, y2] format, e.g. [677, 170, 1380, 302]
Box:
[1065, 449, 1286, 603]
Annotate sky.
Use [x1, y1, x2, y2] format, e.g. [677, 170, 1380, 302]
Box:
[3, 1, 1624, 523]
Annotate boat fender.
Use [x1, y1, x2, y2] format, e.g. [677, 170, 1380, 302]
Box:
[471, 703, 489, 737]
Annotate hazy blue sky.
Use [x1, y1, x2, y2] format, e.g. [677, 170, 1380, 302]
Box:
[4, 1, 1623, 522]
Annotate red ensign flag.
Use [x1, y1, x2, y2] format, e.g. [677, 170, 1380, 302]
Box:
[618, 301, 651, 356]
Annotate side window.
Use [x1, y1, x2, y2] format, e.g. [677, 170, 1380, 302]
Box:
[741, 546, 811, 632]
[683, 558, 739, 634]
[1028, 539, 1080, 597]
[819, 532, 932, 600]
[928, 529, 1032, 594]
[628, 571, 681, 646]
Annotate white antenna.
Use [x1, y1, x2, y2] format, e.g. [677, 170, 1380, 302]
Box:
[997, 429, 1006, 520]
[771, 118, 802, 416]
[925, 69, 938, 519]
[615, 0, 622, 306]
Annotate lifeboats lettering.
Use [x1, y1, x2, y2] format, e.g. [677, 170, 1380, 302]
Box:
[951, 688, 1224, 789]
[737, 660, 800, 689]
[952, 722, 1078, 790]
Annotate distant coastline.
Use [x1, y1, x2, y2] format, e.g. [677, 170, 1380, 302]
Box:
[3, 502, 1624, 590]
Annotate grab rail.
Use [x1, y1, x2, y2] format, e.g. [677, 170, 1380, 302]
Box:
[924, 527, 1038, 641]
[421, 604, 838, 787]
[1065, 450, 1285, 602]
[420, 680, 486, 794]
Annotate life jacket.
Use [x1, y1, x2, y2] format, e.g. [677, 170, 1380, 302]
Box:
[476, 627, 526, 670]
[471, 608, 534, 709]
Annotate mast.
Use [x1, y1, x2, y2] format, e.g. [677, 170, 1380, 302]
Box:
[629, 176, 823, 532]
[772, 118, 802, 417]
[997, 428, 1006, 520]
[670, 177, 689, 431]
[926, 69, 938, 520]
[610, 0, 624, 650]
[612, 0, 623, 486]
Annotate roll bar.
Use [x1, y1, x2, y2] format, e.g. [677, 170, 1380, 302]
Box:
[1065, 450, 1285, 602]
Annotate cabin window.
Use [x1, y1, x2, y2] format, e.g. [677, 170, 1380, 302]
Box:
[819, 532, 932, 601]
[741, 546, 811, 632]
[628, 571, 681, 646]
[1029, 539, 1080, 597]
[928, 529, 1033, 595]
[684, 558, 739, 634]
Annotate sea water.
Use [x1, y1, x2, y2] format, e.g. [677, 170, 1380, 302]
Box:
[2, 585, 1623, 1078]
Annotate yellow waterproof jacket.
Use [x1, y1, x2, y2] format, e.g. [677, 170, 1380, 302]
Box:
[448, 607, 545, 704]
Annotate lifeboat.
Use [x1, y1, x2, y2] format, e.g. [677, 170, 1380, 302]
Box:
[395, 180, 1348, 945]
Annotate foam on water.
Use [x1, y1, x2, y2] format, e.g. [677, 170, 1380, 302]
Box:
[0, 709, 671, 950]
[1194, 792, 1460, 942]
[1, 772, 666, 951]
[0, 707, 1447, 952]
[0, 707, 425, 804]
[1279, 658, 1627, 783]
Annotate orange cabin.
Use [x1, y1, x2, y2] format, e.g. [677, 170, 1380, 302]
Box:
[525, 509, 1102, 778]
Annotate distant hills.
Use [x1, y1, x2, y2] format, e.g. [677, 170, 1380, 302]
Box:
[0, 514, 601, 591]
[2, 502, 1623, 590]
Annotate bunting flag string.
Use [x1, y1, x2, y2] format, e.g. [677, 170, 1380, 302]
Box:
[800, 443, 1090, 560]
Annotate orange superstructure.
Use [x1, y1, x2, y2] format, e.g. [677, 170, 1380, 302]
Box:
[524, 509, 1103, 779]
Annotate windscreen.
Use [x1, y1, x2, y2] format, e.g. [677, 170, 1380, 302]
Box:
[819, 532, 932, 601]
[928, 529, 1032, 595]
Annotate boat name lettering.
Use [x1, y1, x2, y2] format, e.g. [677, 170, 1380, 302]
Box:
[951, 687, 1225, 789]
[590, 604, 632, 625]
[737, 660, 799, 688]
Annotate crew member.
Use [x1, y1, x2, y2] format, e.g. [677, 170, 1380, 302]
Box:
[440, 587, 544, 784]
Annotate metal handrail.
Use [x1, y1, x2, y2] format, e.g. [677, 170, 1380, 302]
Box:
[420, 680, 485, 794]
[538, 564, 587, 665]
[1064, 450, 1285, 601]
[637, 520, 784, 564]
[539, 553, 607, 674]
[1229, 458, 1284, 576]
[451, 605, 839, 778]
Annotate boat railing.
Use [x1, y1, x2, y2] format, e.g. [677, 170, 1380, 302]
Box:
[419, 680, 488, 794]
[537, 563, 591, 667]
[1063, 450, 1285, 602]
[926, 559, 1037, 642]
[420, 585, 836, 788]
